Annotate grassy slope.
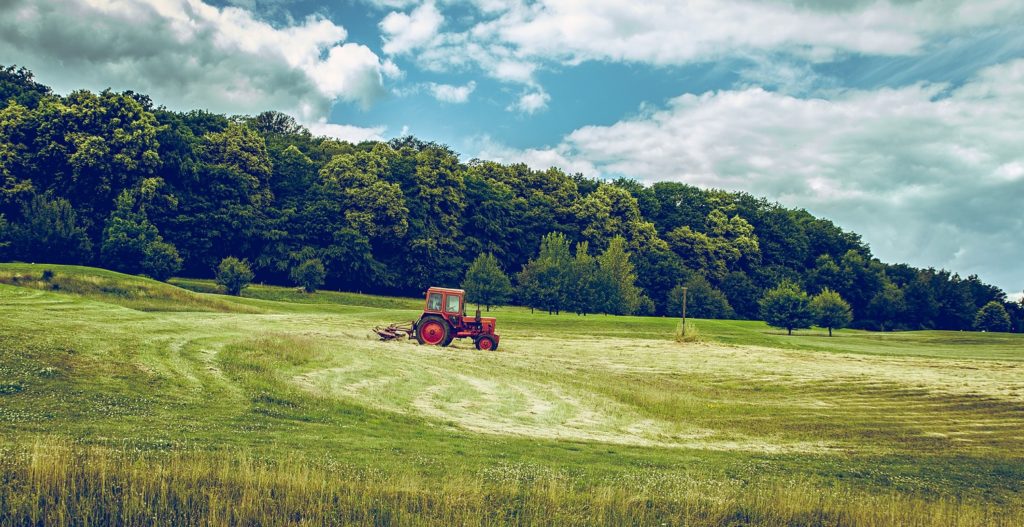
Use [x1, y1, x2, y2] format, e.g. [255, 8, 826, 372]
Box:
[2, 264, 1023, 524]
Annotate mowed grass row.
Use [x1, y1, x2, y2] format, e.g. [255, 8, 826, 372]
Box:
[1, 264, 1023, 525]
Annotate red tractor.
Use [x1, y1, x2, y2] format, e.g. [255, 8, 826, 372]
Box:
[373, 287, 501, 350]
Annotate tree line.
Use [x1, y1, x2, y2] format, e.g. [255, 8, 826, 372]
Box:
[1, 65, 1020, 332]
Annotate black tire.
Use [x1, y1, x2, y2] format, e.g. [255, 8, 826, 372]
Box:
[416, 315, 449, 346]
[474, 335, 497, 351]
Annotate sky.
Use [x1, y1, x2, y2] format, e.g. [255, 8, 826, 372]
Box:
[0, 0, 1022, 297]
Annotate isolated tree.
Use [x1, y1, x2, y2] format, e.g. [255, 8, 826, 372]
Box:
[291, 258, 326, 293]
[811, 288, 852, 336]
[974, 301, 1011, 332]
[462, 252, 512, 311]
[216, 257, 254, 296]
[760, 280, 814, 335]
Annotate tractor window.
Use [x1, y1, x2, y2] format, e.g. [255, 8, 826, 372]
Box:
[445, 294, 461, 313]
[427, 293, 442, 311]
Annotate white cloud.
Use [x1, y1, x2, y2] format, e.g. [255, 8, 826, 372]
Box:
[0, 0, 391, 130]
[476, 59, 1024, 293]
[480, 0, 1023, 66]
[427, 81, 476, 103]
[471, 136, 597, 176]
[307, 121, 387, 143]
[509, 89, 550, 114]
[380, 1, 444, 55]
[395, 0, 1024, 114]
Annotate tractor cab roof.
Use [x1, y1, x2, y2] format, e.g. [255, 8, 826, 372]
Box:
[426, 287, 464, 295]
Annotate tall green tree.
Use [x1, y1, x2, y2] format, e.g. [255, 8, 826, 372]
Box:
[462, 252, 512, 311]
[974, 301, 1011, 332]
[595, 236, 642, 315]
[760, 280, 814, 335]
[517, 232, 573, 314]
[810, 289, 853, 336]
[567, 241, 599, 315]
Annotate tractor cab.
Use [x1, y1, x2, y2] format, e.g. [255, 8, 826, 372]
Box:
[415, 287, 500, 350]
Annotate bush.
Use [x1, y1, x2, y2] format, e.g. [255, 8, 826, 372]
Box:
[142, 241, 183, 282]
[41, 269, 54, 282]
[216, 257, 254, 296]
[290, 258, 326, 293]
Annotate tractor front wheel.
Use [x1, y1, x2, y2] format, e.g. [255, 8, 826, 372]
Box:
[417, 316, 449, 346]
[475, 336, 497, 351]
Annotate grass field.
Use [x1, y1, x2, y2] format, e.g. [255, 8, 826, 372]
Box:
[1, 263, 1022, 525]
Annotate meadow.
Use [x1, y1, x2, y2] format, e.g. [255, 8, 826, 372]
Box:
[0, 264, 1022, 526]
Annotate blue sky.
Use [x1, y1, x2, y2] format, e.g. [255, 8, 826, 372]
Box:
[0, 0, 1022, 296]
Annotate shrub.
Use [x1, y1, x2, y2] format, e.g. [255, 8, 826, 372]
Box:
[41, 269, 54, 282]
[290, 258, 326, 293]
[216, 257, 254, 296]
[142, 241, 183, 282]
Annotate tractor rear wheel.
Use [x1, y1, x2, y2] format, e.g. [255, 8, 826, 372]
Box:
[416, 316, 449, 346]
[475, 336, 497, 351]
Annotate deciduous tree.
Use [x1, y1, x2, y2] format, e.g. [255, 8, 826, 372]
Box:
[974, 301, 1011, 332]
[462, 252, 512, 311]
[760, 280, 814, 335]
[811, 288, 852, 336]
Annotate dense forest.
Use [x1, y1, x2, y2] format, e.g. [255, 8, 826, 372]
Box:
[1, 65, 1020, 332]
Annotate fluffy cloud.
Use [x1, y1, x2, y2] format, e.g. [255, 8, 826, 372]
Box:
[508, 89, 550, 114]
[426, 81, 476, 103]
[307, 121, 388, 143]
[0, 0, 393, 130]
[477, 59, 1024, 292]
[380, 1, 443, 55]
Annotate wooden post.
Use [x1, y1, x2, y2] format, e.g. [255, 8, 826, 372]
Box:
[681, 286, 688, 336]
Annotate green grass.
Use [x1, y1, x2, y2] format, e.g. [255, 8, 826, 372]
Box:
[1, 263, 1023, 525]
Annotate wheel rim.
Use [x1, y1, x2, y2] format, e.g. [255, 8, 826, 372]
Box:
[478, 338, 493, 350]
[420, 321, 445, 345]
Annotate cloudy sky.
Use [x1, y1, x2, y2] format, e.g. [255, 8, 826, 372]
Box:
[1, 0, 1022, 296]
